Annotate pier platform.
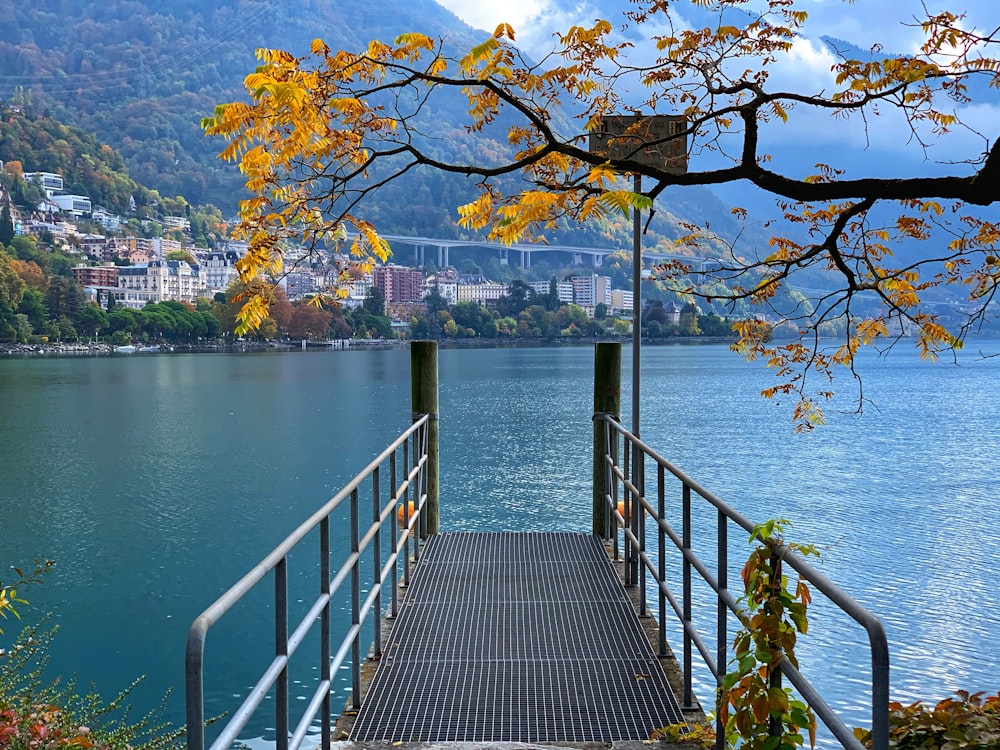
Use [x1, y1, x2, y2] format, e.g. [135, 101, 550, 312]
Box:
[345, 532, 687, 743]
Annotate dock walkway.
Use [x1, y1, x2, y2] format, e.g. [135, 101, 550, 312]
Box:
[349, 531, 686, 743]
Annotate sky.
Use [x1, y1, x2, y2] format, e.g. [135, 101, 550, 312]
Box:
[436, 0, 997, 57]
[434, 0, 999, 175]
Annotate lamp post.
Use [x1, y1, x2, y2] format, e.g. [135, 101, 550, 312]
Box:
[588, 114, 688, 440]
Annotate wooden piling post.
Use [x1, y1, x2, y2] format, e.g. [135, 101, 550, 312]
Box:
[593, 342, 621, 538]
[411, 341, 439, 535]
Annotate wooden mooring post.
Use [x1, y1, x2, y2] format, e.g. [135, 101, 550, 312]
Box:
[410, 340, 439, 535]
[593, 342, 621, 538]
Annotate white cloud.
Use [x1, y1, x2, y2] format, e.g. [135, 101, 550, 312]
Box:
[438, 0, 997, 58]
[436, 0, 551, 35]
[435, 0, 998, 170]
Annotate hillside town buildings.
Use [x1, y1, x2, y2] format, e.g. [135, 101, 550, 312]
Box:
[9, 167, 638, 319]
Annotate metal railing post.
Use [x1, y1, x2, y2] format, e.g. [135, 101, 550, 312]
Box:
[593, 342, 621, 538]
[390, 450, 400, 613]
[372, 467, 382, 659]
[403, 438, 412, 582]
[275, 557, 289, 750]
[716, 509, 728, 750]
[682, 483, 694, 709]
[634, 449, 644, 603]
[319, 518, 331, 750]
[658, 465, 667, 657]
[350, 488, 361, 709]
[185, 623, 207, 750]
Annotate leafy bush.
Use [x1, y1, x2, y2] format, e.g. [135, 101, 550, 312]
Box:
[0, 623, 183, 750]
[855, 691, 1000, 750]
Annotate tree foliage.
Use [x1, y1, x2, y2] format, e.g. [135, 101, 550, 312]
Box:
[205, 0, 1000, 424]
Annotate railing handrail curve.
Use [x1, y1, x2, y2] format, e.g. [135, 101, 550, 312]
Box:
[595, 414, 889, 750]
[186, 416, 430, 750]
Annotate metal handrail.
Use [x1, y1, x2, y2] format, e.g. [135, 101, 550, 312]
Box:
[185, 416, 430, 750]
[595, 414, 889, 750]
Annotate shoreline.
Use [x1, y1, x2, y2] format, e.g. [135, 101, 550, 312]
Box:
[0, 336, 740, 357]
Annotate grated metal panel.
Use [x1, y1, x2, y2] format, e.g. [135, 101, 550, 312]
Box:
[350, 532, 685, 742]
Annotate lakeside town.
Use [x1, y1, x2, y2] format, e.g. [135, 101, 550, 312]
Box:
[2, 166, 727, 351]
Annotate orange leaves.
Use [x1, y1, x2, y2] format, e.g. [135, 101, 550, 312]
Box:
[492, 23, 516, 42]
[457, 192, 494, 232]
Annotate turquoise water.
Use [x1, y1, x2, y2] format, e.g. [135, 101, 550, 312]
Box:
[1, 344, 997, 745]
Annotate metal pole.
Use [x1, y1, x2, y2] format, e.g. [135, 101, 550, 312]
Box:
[629, 173, 642, 588]
[632, 173, 641, 439]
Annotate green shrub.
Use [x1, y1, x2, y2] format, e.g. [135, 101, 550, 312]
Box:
[0, 622, 183, 750]
[855, 691, 1000, 749]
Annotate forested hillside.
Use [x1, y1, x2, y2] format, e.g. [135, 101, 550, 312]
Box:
[0, 0, 484, 209]
[0, 0, 777, 258]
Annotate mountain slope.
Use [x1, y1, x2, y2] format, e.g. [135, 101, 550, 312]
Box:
[0, 0, 486, 206]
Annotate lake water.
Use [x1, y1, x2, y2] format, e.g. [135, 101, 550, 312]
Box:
[1, 343, 997, 746]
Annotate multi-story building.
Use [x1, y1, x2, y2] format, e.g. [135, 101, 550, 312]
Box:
[109, 236, 155, 264]
[50, 194, 92, 217]
[199, 250, 240, 292]
[372, 264, 424, 304]
[163, 216, 191, 232]
[22, 171, 63, 197]
[116, 260, 206, 308]
[91, 208, 121, 232]
[610, 289, 633, 312]
[456, 280, 507, 306]
[284, 272, 318, 299]
[528, 279, 574, 304]
[344, 277, 373, 308]
[72, 263, 119, 288]
[571, 274, 611, 308]
[75, 233, 109, 258]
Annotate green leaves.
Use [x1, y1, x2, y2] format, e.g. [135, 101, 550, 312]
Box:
[854, 691, 1000, 750]
[0, 559, 54, 636]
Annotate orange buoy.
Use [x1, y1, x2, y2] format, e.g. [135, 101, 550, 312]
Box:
[397, 501, 416, 529]
[616, 500, 631, 526]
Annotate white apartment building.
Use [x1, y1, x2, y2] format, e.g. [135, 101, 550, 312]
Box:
[23, 171, 63, 197]
[199, 250, 240, 292]
[528, 279, 574, 304]
[116, 260, 207, 308]
[456, 280, 506, 306]
[430, 279, 457, 306]
[163, 216, 191, 232]
[50, 194, 92, 217]
[91, 208, 121, 232]
[571, 274, 612, 308]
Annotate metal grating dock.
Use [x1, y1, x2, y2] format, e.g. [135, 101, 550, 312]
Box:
[350, 531, 685, 742]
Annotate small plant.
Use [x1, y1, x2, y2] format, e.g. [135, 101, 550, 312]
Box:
[854, 690, 1000, 750]
[718, 519, 819, 750]
[0, 560, 54, 639]
[651, 721, 716, 747]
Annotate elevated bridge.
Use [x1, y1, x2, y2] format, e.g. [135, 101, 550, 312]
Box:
[358, 233, 707, 270]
